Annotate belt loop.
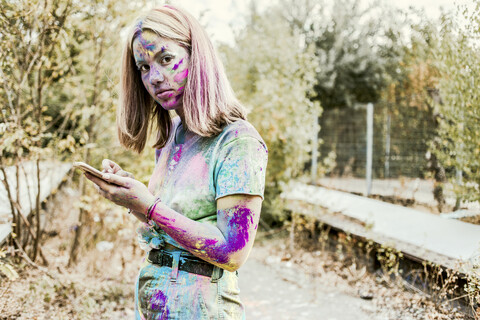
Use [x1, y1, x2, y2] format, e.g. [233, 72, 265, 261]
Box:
[210, 265, 223, 283]
[170, 252, 181, 282]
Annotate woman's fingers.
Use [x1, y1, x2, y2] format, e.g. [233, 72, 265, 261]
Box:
[117, 170, 135, 178]
[84, 172, 129, 199]
[100, 173, 130, 188]
[102, 159, 122, 174]
[84, 172, 108, 189]
[100, 159, 135, 178]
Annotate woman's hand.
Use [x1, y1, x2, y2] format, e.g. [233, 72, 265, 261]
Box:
[84, 171, 155, 215]
[101, 159, 134, 179]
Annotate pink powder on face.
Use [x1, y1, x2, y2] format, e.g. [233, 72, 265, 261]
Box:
[174, 68, 188, 83]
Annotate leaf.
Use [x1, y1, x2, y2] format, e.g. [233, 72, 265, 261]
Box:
[0, 262, 19, 281]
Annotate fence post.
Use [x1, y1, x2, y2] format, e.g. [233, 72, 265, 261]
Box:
[311, 116, 319, 184]
[366, 103, 373, 196]
[384, 109, 391, 178]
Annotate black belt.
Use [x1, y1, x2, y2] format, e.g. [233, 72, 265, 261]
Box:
[148, 249, 223, 278]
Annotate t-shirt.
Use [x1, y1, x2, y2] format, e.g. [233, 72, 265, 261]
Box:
[137, 117, 268, 251]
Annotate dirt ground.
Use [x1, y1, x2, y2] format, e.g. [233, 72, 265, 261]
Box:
[242, 234, 471, 320]
[0, 184, 473, 319]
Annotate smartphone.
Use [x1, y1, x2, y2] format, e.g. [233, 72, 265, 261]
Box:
[73, 161, 124, 187]
[73, 161, 105, 178]
[73, 161, 121, 187]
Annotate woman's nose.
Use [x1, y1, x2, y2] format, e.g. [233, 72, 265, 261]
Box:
[149, 67, 164, 84]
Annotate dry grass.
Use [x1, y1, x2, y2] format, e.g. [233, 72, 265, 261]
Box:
[0, 183, 144, 319]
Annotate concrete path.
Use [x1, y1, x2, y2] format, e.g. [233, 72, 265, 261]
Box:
[239, 247, 373, 320]
[318, 176, 480, 212]
[284, 182, 480, 274]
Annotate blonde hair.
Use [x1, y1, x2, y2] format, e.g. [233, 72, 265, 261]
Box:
[117, 4, 247, 153]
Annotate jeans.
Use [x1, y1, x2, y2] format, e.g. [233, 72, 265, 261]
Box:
[135, 250, 245, 320]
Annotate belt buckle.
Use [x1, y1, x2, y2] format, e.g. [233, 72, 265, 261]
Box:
[149, 249, 171, 266]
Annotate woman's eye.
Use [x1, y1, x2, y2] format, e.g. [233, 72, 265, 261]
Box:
[138, 65, 149, 72]
[162, 56, 173, 64]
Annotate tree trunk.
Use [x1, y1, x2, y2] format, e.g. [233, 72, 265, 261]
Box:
[68, 148, 89, 267]
[68, 11, 104, 267]
[32, 158, 42, 262]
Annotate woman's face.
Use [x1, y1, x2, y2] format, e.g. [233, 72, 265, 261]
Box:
[132, 30, 189, 111]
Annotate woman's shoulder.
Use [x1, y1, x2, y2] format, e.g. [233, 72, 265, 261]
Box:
[217, 119, 266, 147]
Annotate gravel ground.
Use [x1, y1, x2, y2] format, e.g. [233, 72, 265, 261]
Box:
[240, 234, 472, 320]
[240, 251, 373, 319]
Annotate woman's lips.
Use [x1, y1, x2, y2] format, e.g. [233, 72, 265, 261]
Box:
[156, 90, 175, 99]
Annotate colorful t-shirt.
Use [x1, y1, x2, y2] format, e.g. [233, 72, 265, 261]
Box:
[137, 117, 268, 251]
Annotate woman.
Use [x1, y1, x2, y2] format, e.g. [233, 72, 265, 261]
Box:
[84, 4, 268, 320]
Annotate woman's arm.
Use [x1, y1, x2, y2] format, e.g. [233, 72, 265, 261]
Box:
[150, 194, 262, 272]
[83, 172, 262, 271]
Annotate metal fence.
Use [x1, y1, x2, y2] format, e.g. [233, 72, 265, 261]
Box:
[318, 102, 436, 179]
[315, 102, 438, 205]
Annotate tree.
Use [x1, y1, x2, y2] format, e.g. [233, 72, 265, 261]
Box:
[0, 0, 80, 263]
[281, 0, 397, 109]
[0, 0, 148, 265]
[220, 5, 322, 223]
[432, 2, 480, 204]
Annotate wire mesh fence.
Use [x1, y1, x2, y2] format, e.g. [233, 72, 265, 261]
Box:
[316, 102, 439, 207]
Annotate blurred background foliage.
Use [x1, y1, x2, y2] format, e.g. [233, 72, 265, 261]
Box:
[219, 2, 322, 225]
[1, 0, 480, 263]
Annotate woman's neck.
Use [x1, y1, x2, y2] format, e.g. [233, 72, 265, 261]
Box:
[175, 108, 186, 126]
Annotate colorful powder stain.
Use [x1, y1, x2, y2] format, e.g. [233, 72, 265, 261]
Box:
[144, 42, 155, 52]
[173, 144, 183, 162]
[213, 206, 254, 264]
[226, 206, 253, 253]
[150, 290, 169, 318]
[173, 68, 188, 83]
[172, 58, 183, 71]
[204, 238, 218, 247]
[136, 31, 163, 59]
[172, 206, 254, 265]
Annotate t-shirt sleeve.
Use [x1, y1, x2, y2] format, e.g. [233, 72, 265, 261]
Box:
[214, 136, 268, 200]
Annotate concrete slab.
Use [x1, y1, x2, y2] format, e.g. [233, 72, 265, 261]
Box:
[317, 177, 480, 212]
[284, 182, 480, 274]
[0, 161, 72, 244]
